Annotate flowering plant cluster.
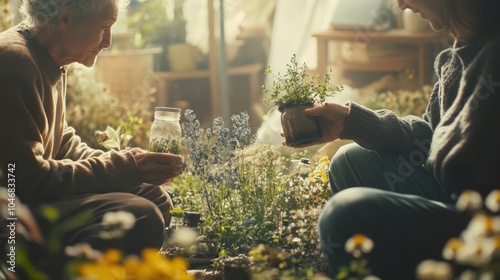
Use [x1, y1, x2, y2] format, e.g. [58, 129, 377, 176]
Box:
[417, 189, 500, 280]
[364, 85, 432, 117]
[167, 109, 333, 277]
[76, 248, 193, 280]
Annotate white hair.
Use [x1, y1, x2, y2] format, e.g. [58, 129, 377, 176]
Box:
[19, 0, 130, 28]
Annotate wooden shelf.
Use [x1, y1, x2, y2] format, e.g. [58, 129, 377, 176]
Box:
[313, 28, 449, 85]
[337, 53, 419, 72]
[154, 63, 262, 114]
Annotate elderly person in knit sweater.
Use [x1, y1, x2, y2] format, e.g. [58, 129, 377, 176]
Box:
[0, 0, 182, 273]
[286, 0, 500, 279]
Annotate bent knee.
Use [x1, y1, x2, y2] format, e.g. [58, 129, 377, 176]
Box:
[318, 188, 385, 241]
[126, 196, 165, 230]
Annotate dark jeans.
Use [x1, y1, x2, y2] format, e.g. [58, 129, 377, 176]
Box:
[26, 184, 173, 278]
[318, 143, 470, 280]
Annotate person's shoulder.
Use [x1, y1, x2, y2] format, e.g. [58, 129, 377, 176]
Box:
[0, 26, 37, 74]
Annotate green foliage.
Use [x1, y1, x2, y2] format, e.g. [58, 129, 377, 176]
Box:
[149, 137, 180, 154]
[263, 54, 343, 110]
[127, 0, 186, 47]
[168, 110, 332, 277]
[65, 64, 154, 149]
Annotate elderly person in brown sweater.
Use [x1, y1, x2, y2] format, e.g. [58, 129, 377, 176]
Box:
[0, 0, 182, 271]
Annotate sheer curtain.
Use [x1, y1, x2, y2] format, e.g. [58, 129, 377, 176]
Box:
[266, 0, 337, 79]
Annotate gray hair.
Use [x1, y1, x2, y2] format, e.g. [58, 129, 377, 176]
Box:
[19, 0, 130, 28]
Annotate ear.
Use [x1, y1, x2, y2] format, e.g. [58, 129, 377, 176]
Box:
[56, 5, 72, 30]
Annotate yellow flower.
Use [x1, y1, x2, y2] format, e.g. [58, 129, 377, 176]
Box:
[78, 248, 194, 280]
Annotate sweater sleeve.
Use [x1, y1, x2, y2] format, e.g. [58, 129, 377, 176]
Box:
[340, 101, 433, 157]
[426, 42, 500, 196]
[57, 122, 105, 160]
[0, 52, 142, 203]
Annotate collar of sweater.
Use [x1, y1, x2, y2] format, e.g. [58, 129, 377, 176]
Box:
[452, 40, 483, 68]
[16, 25, 65, 85]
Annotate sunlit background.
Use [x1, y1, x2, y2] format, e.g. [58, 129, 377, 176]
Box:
[1, 0, 451, 151]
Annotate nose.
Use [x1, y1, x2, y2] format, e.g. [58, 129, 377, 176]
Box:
[101, 28, 112, 49]
[397, 0, 409, 10]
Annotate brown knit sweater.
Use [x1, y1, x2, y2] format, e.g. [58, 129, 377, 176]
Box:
[0, 25, 141, 203]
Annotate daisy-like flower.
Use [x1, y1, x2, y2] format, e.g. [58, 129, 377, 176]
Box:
[442, 238, 464, 261]
[65, 243, 102, 261]
[456, 190, 483, 212]
[100, 211, 136, 239]
[485, 190, 500, 213]
[345, 234, 374, 258]
[461, 214, 500, 241]
[416, 260, 452, 280]
[170, 227, 199, 249]
[480, 235, 500, 263]
[456, 238, 490, 267]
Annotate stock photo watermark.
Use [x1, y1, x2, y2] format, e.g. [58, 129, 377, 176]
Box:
[5, 163, 17, 273]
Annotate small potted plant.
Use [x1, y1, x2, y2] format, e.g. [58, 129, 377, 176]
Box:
[262, 54, 342, 147]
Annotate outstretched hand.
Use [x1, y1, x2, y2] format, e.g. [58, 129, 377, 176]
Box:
[130, 148, 183, 185]
[281, 103, 350, 148]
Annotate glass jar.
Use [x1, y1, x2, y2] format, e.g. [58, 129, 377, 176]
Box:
[149, 107, 181, 154]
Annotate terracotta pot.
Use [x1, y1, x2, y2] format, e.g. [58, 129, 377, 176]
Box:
[279, 103, 322, 147]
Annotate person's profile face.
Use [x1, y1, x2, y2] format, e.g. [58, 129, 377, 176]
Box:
[398, 0, 448, 32]
[60, 0, 118, 67]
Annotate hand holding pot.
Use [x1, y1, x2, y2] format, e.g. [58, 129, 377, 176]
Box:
[282, 103, 349, 147]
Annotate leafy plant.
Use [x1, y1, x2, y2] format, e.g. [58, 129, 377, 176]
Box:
[95, 126, 133, 151]
[166, 109, 333, 278]
[262, 54, 343, 111]
[127, 0, 186, 48]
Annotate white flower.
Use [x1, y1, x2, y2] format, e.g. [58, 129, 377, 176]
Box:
[461, 214, 500, 241]
[171, 227, 199, 249]
[458, 270, 477, 280]
[456, 190, 483, 212]
[479, 236, 500, 262]
[442, 238, 463, 261]
[102, 211, 136, 230]
[345, 234, 374, 258]
[100, 211, 136, 239]
[416, 260, 452, 280]
[485, 190, 500, 213]
[456, 238, 490, 267]
[65, 243, 102, 260]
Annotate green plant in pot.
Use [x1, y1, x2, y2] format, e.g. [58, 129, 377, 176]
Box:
[263, 54, 343, 147]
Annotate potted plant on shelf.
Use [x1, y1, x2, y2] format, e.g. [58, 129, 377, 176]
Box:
[262, 54, 343, 147]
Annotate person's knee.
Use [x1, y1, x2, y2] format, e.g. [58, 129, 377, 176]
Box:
[125, 196, 165, 234]
[329, 143, 367, 191]
[318, 188, 382, 247]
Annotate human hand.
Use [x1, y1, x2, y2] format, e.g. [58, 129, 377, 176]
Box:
[131, 149, 183, 185]
[281, 103, 349, 147]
